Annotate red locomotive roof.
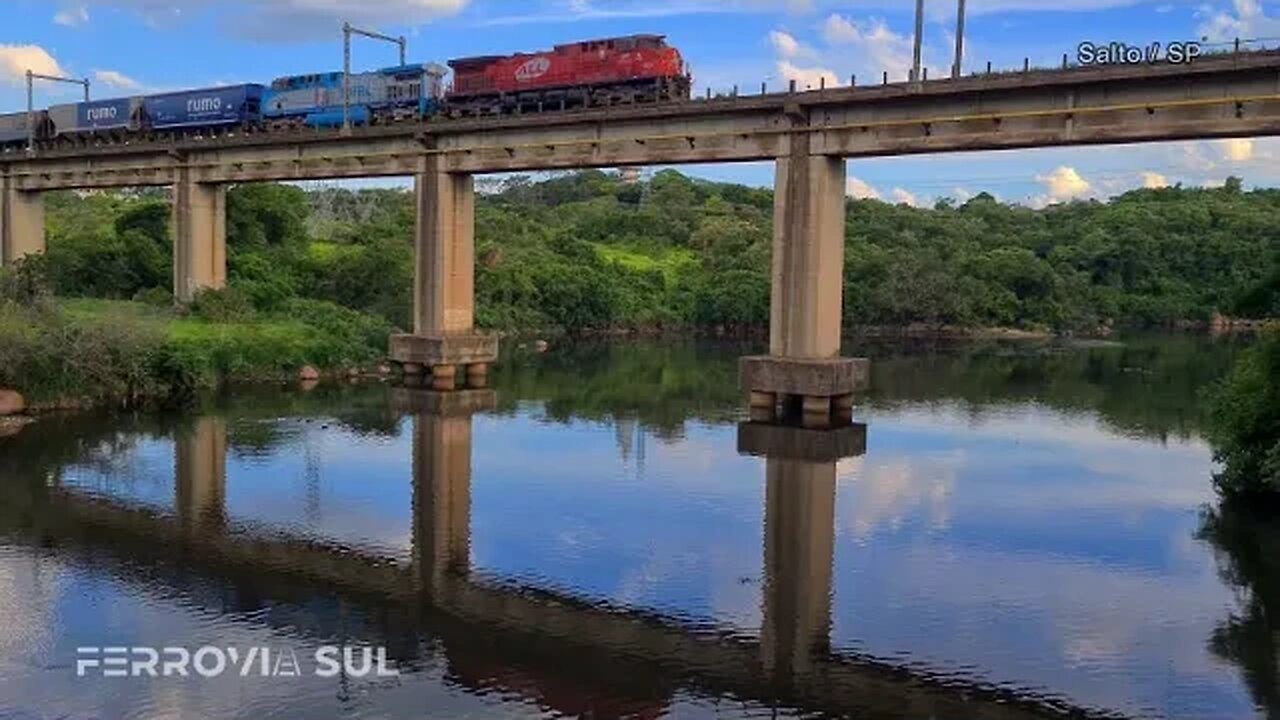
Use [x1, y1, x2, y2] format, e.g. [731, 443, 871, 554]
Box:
[447, 55, 507, 69]
[551, 33, 667, 51]
[448, 34, 670, 67]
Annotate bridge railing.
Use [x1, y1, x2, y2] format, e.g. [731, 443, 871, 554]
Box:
[686, 37, 1280, 99]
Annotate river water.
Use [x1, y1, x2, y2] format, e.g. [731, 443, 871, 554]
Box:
[0, 335, 1274, 720]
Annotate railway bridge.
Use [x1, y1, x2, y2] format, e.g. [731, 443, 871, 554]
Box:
[3, 52, 1280, 414]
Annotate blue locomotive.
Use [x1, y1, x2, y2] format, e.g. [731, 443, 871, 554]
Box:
[263, 63, 446, 128]
[0, 63, 445, 149]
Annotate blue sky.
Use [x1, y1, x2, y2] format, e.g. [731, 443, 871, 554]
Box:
[3, 0, 1280, 204]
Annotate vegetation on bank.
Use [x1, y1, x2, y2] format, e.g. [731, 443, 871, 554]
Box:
[31, 170, 1280, 338]
[0, 263, 389, 405]
[1207, 327, 1280, 500]
[3, 169, 1277, 406]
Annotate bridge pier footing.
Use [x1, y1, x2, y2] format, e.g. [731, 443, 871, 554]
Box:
[172, 170, 226, 303]
[0, 176, 45, 267]
[741, 135, 869, 418]
[390, 158, 497, 388]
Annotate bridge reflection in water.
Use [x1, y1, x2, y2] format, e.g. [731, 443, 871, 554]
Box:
[24, 390, 1122, 720]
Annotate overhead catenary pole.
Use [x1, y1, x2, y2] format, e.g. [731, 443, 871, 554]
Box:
[26, 69, 90, 153]
[342, 21, 409, 134]
[953, 0, 967, 79]
[912, 0, 925, 82]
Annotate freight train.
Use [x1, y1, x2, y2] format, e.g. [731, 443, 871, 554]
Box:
[0, 34, 691, 151]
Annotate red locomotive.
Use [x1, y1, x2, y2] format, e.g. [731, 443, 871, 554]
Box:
[446, 34, 691, 116]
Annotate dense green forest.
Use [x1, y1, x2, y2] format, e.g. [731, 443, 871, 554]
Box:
[27, 169, 1280, 334]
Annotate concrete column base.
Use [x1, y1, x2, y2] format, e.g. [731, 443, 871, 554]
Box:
[391, 333, 498, 367]
[740, 356, 869, 423]
[740, 356, 870, 397]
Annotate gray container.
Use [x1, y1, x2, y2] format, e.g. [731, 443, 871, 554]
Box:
[0, 111, 45, 145]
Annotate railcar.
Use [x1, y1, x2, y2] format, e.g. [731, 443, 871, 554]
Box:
[1, 33, 693, 150]
[263, 64, 446, 128]
[142, 84, 264, 131]
[446, 34, 691, 116]
[47, 97, 146, 140]
[0, 111, 50, 148]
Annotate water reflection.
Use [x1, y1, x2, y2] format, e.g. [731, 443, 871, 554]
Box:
[0, 334, 1268, 719]
[1198, 504, 1280, 720]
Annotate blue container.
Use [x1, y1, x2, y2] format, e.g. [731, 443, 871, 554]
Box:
[144, 84, 263, 129]
[76, 97, 139, 131]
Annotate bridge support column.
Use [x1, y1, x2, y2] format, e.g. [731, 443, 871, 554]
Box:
[740, 420, 867, 680]
[390, 157, 498, 389]
[0, 176, 45, 266]
[172, 170, 226, 303]
[741, 137, 868, 426]
[175, 416, 228, 533]
[402, 387, 497, 595]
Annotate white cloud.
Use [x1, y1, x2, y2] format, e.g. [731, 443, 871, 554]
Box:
[775, 59, 836, 89]
[54, 5, 90, 26]
[846, 175, 881, 200]
[1036, 165, 1092, 202]
[0, 45, 68, 87]
[821, 14, 918, 80]
[768, 30, 801, 58]
[1221, 138, 1253, 162]
[77, 0, 468, 38]
[1140, 171, 1168, 189]
[891, 187, 920, 206]
[93, 69, 145, 91]
[1198, 0, 1280, 43]
[483, 0, 816, 25]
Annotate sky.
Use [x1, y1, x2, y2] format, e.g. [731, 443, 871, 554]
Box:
[2, 0, 1280, 205]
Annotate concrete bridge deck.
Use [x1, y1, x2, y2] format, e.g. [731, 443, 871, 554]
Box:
[2, 50, 1279, 186]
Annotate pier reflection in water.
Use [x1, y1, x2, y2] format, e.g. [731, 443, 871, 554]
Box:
[0, 336, 1271, 719]
[5, 390, 1111, 720]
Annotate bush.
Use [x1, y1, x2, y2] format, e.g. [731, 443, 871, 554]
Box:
[189, 288, 257, 323]
[0, 300, 173, 403]
[0, 257, 54, 308]
[1207, 327, 1280, 499]
[133, 286, 174, 307]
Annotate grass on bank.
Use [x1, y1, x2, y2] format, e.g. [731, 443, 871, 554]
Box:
[0, 288, 391, 405]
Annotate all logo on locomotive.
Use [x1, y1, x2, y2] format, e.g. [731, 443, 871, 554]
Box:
[0, 34, 692, 150]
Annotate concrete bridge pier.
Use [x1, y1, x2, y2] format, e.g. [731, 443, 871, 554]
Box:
[391, 157, 498, 389]
[172, 168, 227, 303]
[174, 416, 228, 533]
[401, 387, 497, 594]
[741, 134, 868, 426]
[0, 175, 45, 267]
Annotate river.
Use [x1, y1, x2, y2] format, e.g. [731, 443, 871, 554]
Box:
[0, 334, 1273, 720]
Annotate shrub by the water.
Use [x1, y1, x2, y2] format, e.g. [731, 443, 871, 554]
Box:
[1207, 327, 1280, 500]
[0, 262, 391, 406]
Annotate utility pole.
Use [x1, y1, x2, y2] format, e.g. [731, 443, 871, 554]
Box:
[26, 69, 89, 153]
[953, 0, 967, 79]
[342, 21, 408, 134]
[911, 0, 925, 82]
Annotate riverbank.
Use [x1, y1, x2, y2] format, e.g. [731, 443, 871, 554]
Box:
[0, 296, 391, 412]
[1, 296, 1272, 418]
